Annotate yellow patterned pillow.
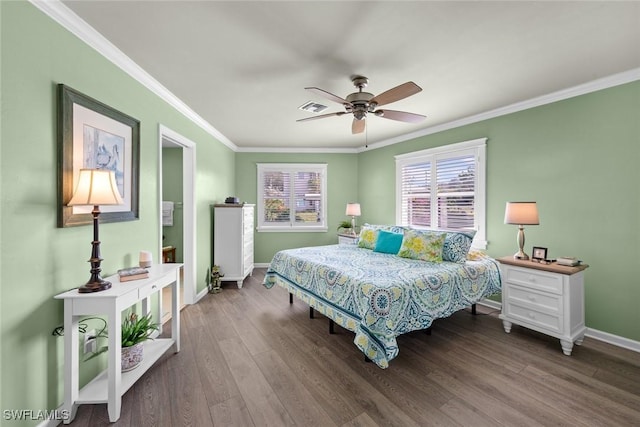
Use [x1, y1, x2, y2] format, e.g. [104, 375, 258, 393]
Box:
[398, 230, 446, 262]
[357, 226, 379, 250]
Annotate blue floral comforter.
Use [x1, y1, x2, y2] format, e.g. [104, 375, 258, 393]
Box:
[263, 244, 501, 368]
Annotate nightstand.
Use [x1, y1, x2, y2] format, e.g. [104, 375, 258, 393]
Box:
[497, 257, 589, 356]
[338, 233, 358, 245]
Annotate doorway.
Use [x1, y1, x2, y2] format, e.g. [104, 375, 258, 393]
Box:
[158, 125, 196, 313]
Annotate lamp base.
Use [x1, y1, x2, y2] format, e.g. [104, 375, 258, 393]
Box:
[78, 280, 112, 293]
[514, 251, 530, 260]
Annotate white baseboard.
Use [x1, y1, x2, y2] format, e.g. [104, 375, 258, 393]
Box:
[254, 263, 271, 268]
[478, 298, 502, 311]
[476, 299, 640, 353]
[585, 328, 640, 353]
[195, 286, 209, 302]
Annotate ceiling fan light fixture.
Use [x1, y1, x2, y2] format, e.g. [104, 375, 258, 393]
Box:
[353, 109, 366, 120]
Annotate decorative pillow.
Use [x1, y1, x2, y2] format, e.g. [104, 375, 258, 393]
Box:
[357, 224, 408, 249]
[442, 230, 476, 263]
[373, 230, 404, 254]
[357, 226, 379, 250]
[398, 230, 446, 262]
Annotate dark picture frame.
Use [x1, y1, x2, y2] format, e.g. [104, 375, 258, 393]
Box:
[57, 84, 140, 227]
[532, 246, 548, 261]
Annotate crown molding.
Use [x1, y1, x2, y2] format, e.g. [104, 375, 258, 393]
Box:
[236, 146, 359, 154]
[29, 0, 237, 152]
[359, 68, 640, 153]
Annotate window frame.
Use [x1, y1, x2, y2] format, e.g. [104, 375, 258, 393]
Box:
[395, 138, 487, 249]
[257, 163, 328, 232]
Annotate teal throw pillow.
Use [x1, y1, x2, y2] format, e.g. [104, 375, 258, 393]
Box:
[373, 230, 403, 254]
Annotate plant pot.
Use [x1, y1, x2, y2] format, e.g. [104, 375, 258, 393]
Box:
[121, 342, 143, 372]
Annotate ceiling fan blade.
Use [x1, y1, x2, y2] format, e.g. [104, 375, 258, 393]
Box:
[375, 109, 426, 123]
[305, 87, 350, 105]
[370, 82, 422, 107]
[352, 118, 365, 134]
[297, 112, 346, 122]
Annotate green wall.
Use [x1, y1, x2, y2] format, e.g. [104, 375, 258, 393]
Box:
[235, 152, 358, 263]
[357, 82, 640, 341]
[0, 2, 234, 423]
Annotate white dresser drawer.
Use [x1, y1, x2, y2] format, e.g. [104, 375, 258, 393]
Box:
[506, 284, 562, 313]
[338, 234, 357, 245]
[504, 267, 563, 295]
[506, 303, 562, 333]
[139, 280, 162, 300]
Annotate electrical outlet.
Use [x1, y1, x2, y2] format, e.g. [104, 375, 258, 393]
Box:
[84, 329, 96, 354]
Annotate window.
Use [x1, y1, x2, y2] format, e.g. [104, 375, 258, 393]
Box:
[395, 138, 487, 248]
[257, 163, 327, 232]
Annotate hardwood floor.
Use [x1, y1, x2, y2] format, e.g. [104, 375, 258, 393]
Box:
[70, 268, 640, 426]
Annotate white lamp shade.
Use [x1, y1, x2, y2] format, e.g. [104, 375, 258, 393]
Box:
[68, 169, 124, 206]
[504, 202, 539, 225]
[345, 203, 361, 217]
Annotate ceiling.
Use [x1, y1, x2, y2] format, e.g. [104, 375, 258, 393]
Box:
[61, 1, 640, 151]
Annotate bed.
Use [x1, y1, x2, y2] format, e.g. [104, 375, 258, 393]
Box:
[263, 240, 502, 368]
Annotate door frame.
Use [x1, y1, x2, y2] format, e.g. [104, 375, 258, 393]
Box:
[158, 124, 196, 305]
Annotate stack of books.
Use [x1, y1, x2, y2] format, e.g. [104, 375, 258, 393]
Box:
[117, 266, 149, 282]
[556, 257, 580, 267]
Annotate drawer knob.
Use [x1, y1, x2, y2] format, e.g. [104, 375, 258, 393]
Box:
[528, 276, 536, 282]
[528, 295, 536, 302]
[528, 312, 535, 319]
[152, 285, 157, 289]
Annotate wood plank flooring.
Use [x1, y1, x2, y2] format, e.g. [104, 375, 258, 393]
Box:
[70, 268, 640, 426]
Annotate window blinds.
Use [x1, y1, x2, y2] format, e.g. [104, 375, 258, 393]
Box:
[399, 153, 475, 230]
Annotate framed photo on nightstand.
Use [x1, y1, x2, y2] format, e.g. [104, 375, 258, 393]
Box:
[532, 246, 548, 262]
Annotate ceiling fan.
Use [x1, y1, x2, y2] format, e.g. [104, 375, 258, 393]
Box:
[297, 75, 426, 134]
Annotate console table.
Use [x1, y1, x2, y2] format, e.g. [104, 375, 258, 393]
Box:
[54, 263, 182, 423]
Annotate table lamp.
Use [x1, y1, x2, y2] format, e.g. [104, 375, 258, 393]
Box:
[345, 203, 361, 235]
[68, 169, 124, 293]
[504, 201, 539, 260]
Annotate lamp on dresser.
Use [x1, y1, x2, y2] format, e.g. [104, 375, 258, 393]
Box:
[504, 201, 539, 260]
[67, 169, 123, 293]
[345, 203, 361, 235]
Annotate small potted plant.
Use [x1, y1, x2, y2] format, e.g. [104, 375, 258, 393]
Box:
[337, 220, 353, 233]
[83, 312, 159, 372]
[121, 313, 159, 371]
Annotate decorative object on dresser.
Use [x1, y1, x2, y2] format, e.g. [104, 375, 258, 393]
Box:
[345, 202, 361, 235]
[504, 201, 539, 260]
[557, 256, 581, 266]
[531, 246, 548, 262]
[497, 256, 588, 356]
[117, 266, 149, 282]
[67, 169, 124, 293]
[213, 203, 255, 288]
[138, 250, 152, 268]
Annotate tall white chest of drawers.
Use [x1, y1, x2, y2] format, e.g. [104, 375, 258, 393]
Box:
[498, 257, 589, 356]
[213, 204, 255, 288]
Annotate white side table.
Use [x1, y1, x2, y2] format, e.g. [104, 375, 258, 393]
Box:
[497, 257, 588, 355]
[338, 233, 358, 245]
[54, 263, 182, 423]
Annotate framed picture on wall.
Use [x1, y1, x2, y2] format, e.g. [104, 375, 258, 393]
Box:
[57, 84, 140, 227]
